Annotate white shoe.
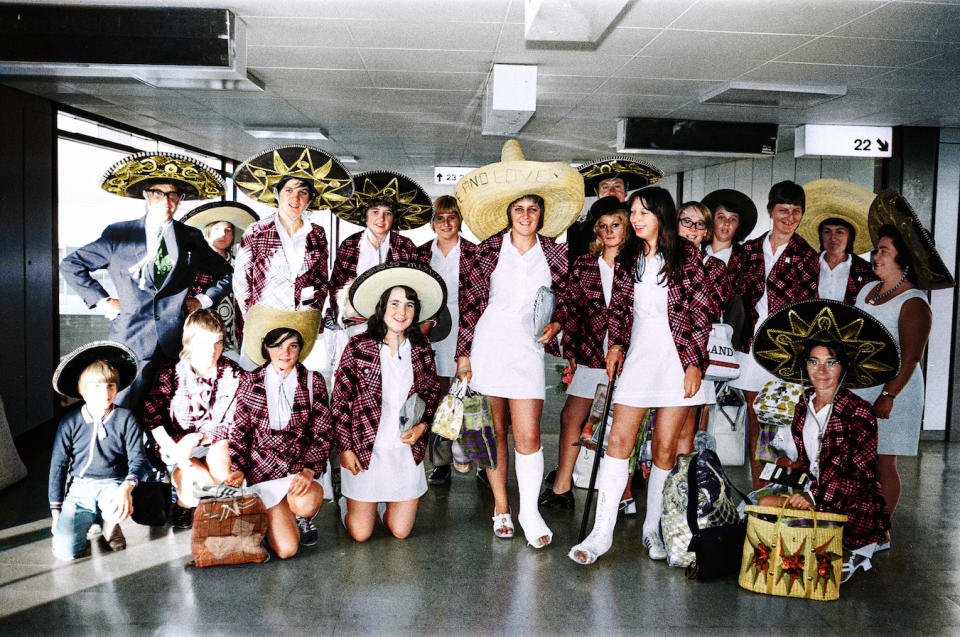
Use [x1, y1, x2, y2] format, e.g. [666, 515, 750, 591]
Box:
[642, 532, 667, 560]
[492, 508, 514, 539]
[841, 553, 873, 583]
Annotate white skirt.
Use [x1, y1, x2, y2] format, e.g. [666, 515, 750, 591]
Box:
[614, 317, 705, 408]
[470, 307, 545, 400]
[567, 365, 608, 399]
[727, 348, 778, 393]
[340, 428, 427, 503]
[250, 473, 327, 510]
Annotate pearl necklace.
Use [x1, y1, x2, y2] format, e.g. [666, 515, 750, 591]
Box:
[867, 271, 907, 305]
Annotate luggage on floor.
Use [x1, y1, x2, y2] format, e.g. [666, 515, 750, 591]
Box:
[190, 493, 269, 567]
[707, 385, 747, 466]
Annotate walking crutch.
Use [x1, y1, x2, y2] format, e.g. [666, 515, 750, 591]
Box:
[578, 375, 616, 543]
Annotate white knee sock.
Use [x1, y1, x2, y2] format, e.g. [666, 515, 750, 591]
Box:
[515, 448, 552, 543]
[643, 464, 670, 537]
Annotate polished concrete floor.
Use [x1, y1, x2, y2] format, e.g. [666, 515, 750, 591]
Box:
[2, 364, 959, 635]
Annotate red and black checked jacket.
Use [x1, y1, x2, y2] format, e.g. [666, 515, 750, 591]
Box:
[792, 386, 889, 549]
[415, 237, 478, 273]
[702, 243, 746, 323]
[455, 229, 569, 359]
[559, 254, 632, 369]
[608, 239, 716, 372]
[741, 233, 819, 351]
[843, 254, 878, 305]
[331, 333, 441, 471]
[220, 363, 333, 486]
[143, 357, 244, 443]
[234, 216, 330, 320]
[326, 230, 418, 322]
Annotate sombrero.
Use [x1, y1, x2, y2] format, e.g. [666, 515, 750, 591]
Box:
[701, 189, 758, 242]
[234, 145, 354, 211]
[753, 299, 900, 389]
[52, 340, 139, 400]
[455, 140, 585, 241]
[243, 305, 321, 367]
[429, 305, 453, 343]
[797, 179, 874, 255]
[349, 261, 446, 322]
[100, 152, 224, 200]
[869, 189, 955, 291]
[180, 201, 260, 246]
[577, 155, 663, 195]
[333, 171, 433, 230]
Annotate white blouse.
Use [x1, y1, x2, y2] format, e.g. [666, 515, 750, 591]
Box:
[356, 228, 391, 278]
[264, 365, 299, 431]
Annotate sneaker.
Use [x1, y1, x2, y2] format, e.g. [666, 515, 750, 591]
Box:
[642, 531, 667, 560]
[86, 523, 102, 540]
[618, 497, 637, 516]
[171, 505, 194, 529]
[428, 464, 452, 486]
[296, 515, 319, 546]
[476, 469, 492, 491]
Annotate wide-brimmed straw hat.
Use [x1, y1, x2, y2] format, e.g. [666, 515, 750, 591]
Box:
[100, 152, 224, 200]
[242, 305, 321, 366]
[797, 179, 874, 255]
[577, 155, 663, 195]
[753, 299, 900, 389]
[455, 139, 585, 241]
[234, 145, 354, 211]
[333, 171, 433, 230]
[701, 188, 758, 242]
[179, 201, 260, 246]
[52, 340, 139, 400]
[869, 189, 955, 291]
[349, 261, 446, 322]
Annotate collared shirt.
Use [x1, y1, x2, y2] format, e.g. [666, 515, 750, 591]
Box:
[264, 365, 300, 431]
[275, 215, 312, 279]
[356, 228, 391, 277]
[756, 234, 788, 321]
[818, 253, 852, 302]
[704, 244, 732, 265]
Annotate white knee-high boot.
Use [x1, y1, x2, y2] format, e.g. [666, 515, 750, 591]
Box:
[643, 464, 670, 538]
[515, 448, 552, 548]
[568, 455, 629, 565]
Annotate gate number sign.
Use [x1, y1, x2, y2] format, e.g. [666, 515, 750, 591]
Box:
[795, 125, 893, 158]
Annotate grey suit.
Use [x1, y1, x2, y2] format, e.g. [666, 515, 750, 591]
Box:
[60, 215, 232, 410]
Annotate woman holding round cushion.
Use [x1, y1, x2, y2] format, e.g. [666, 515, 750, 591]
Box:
[331, 262, 443, 541]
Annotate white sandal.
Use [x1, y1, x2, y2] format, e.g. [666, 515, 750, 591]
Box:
[492, 509, 514, 539]
[841, 552, 873, 583]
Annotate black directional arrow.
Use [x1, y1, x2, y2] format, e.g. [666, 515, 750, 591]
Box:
[437, 172, 443, 181]
[877, 138, 889, 152]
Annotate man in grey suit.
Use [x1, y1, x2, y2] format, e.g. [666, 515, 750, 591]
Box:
[60, 153, 233, 412]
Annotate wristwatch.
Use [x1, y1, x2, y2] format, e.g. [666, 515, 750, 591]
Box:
[880, 390, 897, 399]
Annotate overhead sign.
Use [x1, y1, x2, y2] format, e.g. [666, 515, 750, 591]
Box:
[434, 166, 475, 185]
[795, 124, 893, 158]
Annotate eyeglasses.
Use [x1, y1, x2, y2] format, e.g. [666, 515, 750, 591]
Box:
[679, 217, 707, 230]
[143, 189, 183, 202]
[806, 358, 841, 368]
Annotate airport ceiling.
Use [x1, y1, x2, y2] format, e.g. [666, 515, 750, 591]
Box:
[2, 0, 959, 187]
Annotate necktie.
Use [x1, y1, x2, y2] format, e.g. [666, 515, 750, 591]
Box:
[154, 229, 172, 287]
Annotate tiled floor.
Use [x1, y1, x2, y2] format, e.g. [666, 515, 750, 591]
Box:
[2, 364, 958, 635]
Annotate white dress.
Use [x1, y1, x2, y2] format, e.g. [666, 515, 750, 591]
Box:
[566, 256, 612, 400]
[340, 340, 428, 502]
[614, 253, 705, 408]
[470, 233, 552, 400]
[429, 238, 461, 378]
[853, 283, 928, 456]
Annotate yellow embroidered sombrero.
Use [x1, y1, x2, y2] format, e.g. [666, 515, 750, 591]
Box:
[798, 179, 874, 255]
[753, 299, 900, 389]
[333, 171, 434, 230]
[100, 152, 224, 200]
[243, 305, 321, 366]
[455, 139, 585, 241]
[235, 145, 354, 211]
[577, 155, 663, 196]
[180, 201, 260, 246]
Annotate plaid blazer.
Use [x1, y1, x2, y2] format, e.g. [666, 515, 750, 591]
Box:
[221, 363, 333, 485]
[702, 243, 746, 323]
[415, 237, 479, 274]
[326, 230, 418, 322]
[792, 386, 889, 549]
[331, 333, 441, 471]
[843, 254, 878, 305]
[143, 357, 244, 443]
[456, 230, 569, 359]
[233, 216, 330, 324]
[608, 240, 715, 372]
[741, 233, 819, 350]
[559, 254, 631, 369]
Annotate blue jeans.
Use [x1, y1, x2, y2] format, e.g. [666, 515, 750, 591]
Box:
[51, 477, 124, 560]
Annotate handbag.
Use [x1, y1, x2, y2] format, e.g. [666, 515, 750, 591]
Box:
[457, 390, 497, 469]
[707, 385, 746, 466]
[722, 252, 753, 351]
[399, 392, 425, 434]
[753, 381, 803, 463]
[431, 379, 467, 440]
[704, 323, 740, 381]
[739, 504, 847, 601]
[428, 433, 453, 467]
[532, 285, 556, 339]
[190, 493, 269, 568]
[131, 480, 172, 526]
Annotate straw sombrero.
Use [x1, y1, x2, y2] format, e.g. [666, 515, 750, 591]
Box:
[869, 189, 955, 291]
[234, 145, 354, 211]
[455, 140, 585, 241]
[180, 201, 260, 246]
[242, 305, 321, 366]
[577, 155, 663, 195]
[798, 179, 874, 255]
[349, 261, 446, 322]
[333, 171, 434, 230]
[100, 152, 224, 200]
[52, 340, 139, 399]
[753, 300, 900, 389]
[701, 189, 758, 242]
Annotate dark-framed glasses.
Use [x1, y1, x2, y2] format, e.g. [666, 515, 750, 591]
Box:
[144, 189, 183, 202]
[679, 217, 707, 230]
